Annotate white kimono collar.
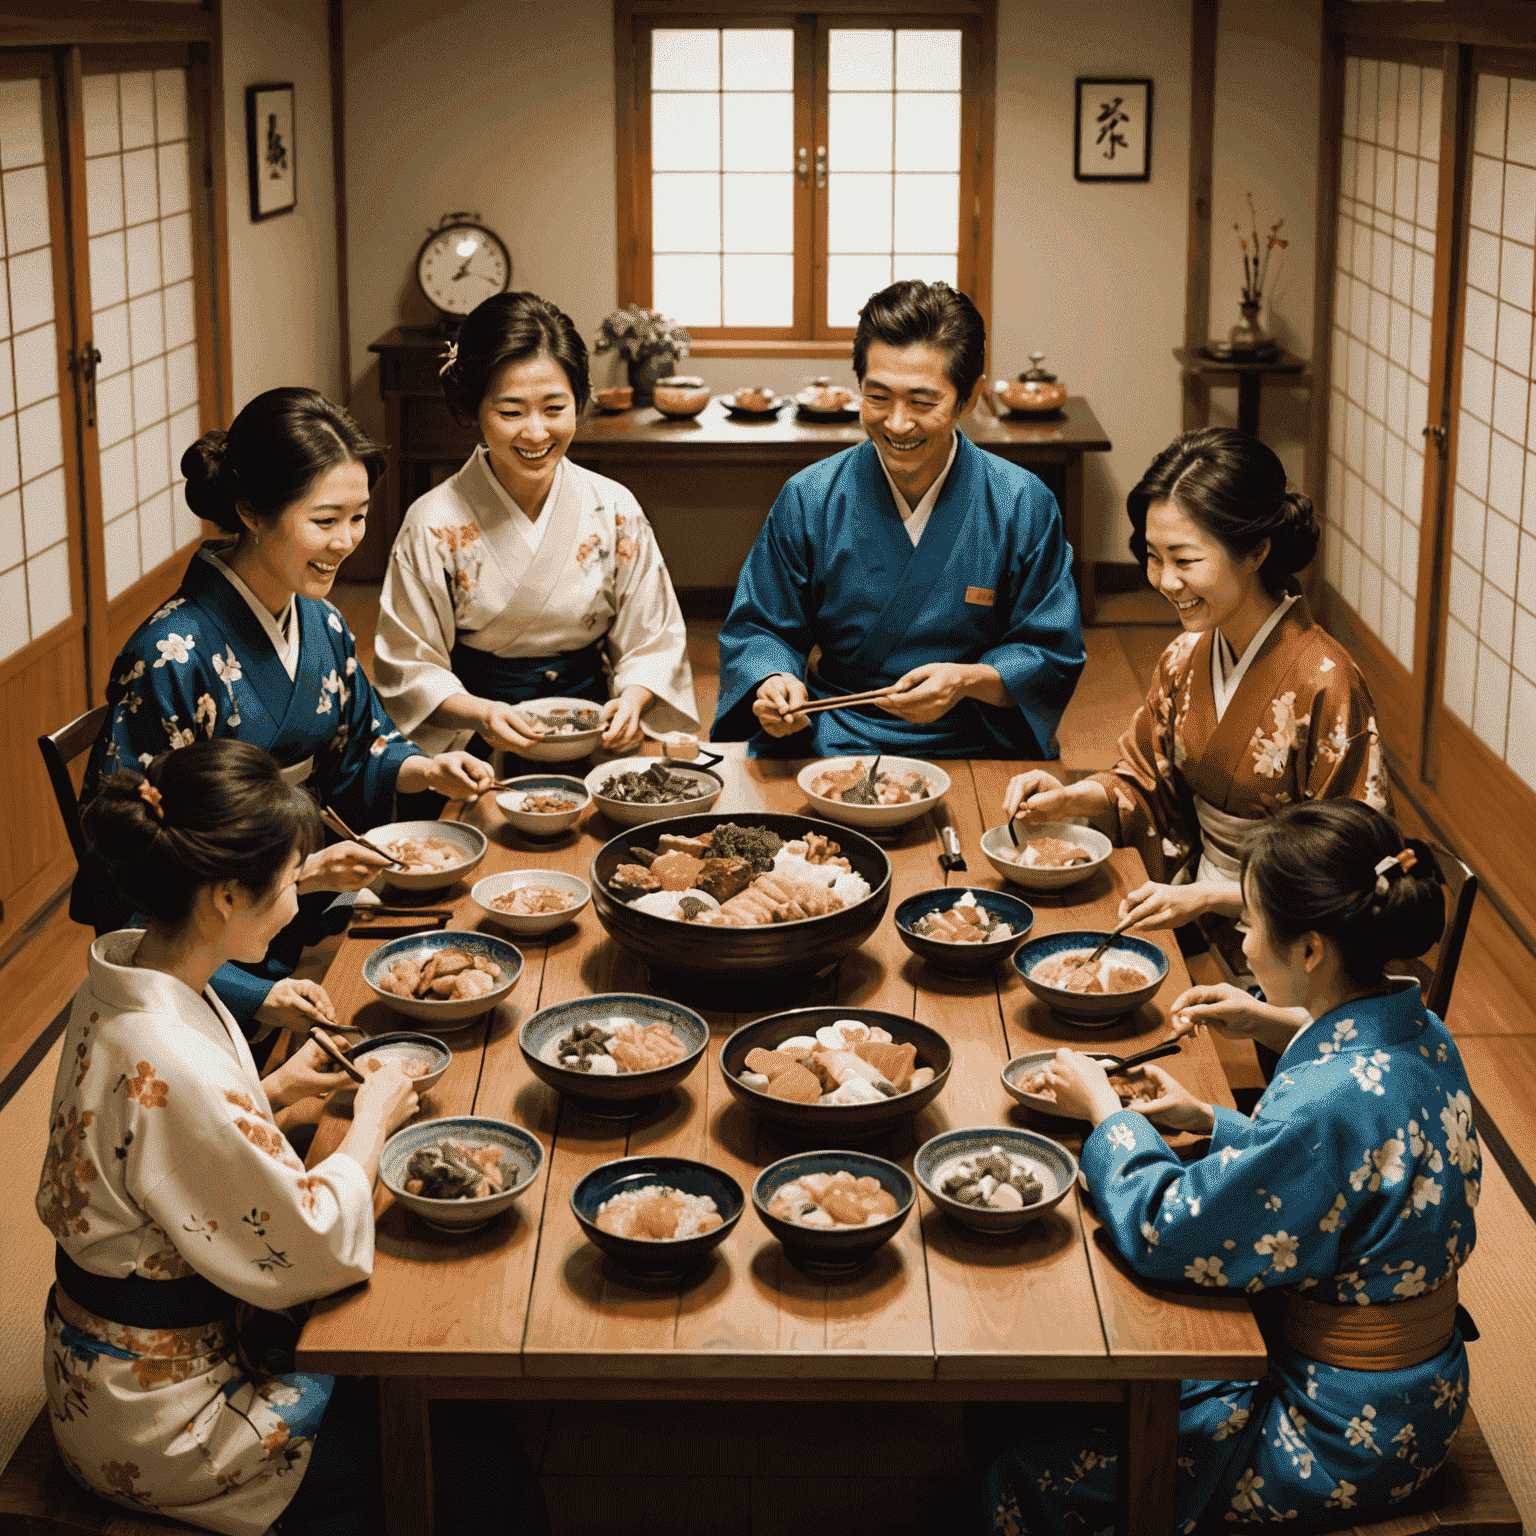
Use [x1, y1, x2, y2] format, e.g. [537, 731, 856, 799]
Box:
[474, 446, 552, 557]
[1211, 593, 1299, 722]
[198, 544, 299, 681]
[874, 431, 960, 546]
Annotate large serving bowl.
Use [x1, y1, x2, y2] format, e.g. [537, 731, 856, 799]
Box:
[1010, 931, 1169, 1027]
[893, 887, 1035, 977]
[367, 819, 488, 893]
[584, 756, 724, 828]
[719, 1007, 950, 1143]
[589, 812, 892, 985]
[980, 821, 1112, 892]
[519, 993, 709, 1117]
[651, 377, 711, 418]
[511, 697, 605, 762]
[471, 869, 591, 938]
[570, 1155, 744, 1279]
[796, 756, 950, 831]
[753, 1150, 914, 1274]
[341, 1031, 452, 1098]
[494, 775, 590, 836]
[362, 930, 524, 1027]
[380, 1116, 544, 1233]
[914, 1126, 1077, 1235]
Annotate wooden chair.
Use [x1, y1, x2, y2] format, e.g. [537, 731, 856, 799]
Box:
[35, 704, 109, 872]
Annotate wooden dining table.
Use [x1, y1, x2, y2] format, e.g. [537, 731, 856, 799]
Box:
[295, 748, 1266, 1536]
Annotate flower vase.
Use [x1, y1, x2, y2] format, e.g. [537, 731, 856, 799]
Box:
[628, 351, 677, 406]
[1228, 300, 1268, 356]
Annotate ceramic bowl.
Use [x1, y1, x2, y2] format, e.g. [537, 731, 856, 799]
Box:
[341, 1031, 452, 1097]
[914, 1126, 1078, 1234]
[592, 385, 633, 411]
[1000, 1047, 1135, 1119]
[980, 821, 1112, 892]
[519, 993, 709, 1116]
[380, 1116, 544, 1233]
[893, 887, 1035, 977]
[584, 756, 724, 827]
[994, 379, 1067, 415]
[510, 697, 606, 762]
[362, 930, 524, 1026]
[719, 1007, 950, 1144]
[724, 387, 781, 415]
[753, 1150, 914, 1274]
[471, 869, 591, 937]
[493, 775, 590, 836]
[367, 819, 488, 893]
[794, 385, 858, 420]
[796, 756, 951, 831]
[1010, 931, 1169, 1027]
[570, 1155, 744, 1279]
[652, 377, 711, 418]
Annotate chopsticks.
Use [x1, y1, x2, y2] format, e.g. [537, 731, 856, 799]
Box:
[308, 1026, 366, 1084]
[785, 685, 902, 719]
[318, 805, 404, 868]
[1114, 1040, 1184, 1073]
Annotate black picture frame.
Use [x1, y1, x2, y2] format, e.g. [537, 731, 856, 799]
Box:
[245, 82, 296, 221]
[1074, 78, 1152, 183]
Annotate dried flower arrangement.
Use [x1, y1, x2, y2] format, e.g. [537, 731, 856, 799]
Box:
[1236, 193, 1289, 305]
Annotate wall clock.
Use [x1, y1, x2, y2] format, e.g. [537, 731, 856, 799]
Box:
[415, 212, 511, 321]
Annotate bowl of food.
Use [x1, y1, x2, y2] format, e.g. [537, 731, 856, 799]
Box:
[993, 378, 1067, 416]
[980, 822, 1112, 892]
[720, 1008, 949, 1143]
[341, 1031, 452, 1097]
[519, 993, 708, 1116]
[893, 887, 1035, 977]
[914, 1127, 1078, 1235]
[471, 869, 590, 937]
[380, 1116, 544, 1232]
[753, 1150, 914, 1274]
[570, 1155, 744, 1279]
[585, 757, 724, 827]
[509, 698, 606, 763]
[794, 382, 859, 420]
[1010, 931, 1169, 1026]
[797, 756, 950, 831]
[590, 813, 892, 985]
[720, 386, 782, 417]
[367, 820, 489, 893]
[362, 930, 524, 1026]
[1001, 1048, 1161, 1119]
[592, 385, 633, 412]
[651, 376, 711, 418]
[494, 775, 590, 836]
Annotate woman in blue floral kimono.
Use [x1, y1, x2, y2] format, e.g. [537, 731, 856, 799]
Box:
[985, 799, 1479, 1534]
[72, 389, 494, 1037]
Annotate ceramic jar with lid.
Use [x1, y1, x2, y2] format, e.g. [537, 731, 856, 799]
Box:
[994, 352, 1067, 415]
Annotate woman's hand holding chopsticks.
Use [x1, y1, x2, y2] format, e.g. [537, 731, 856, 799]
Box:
[298, 840, 396, 895]
[1167, 983, 1309, 1055]
[262, 1031, 360, 1108]
[753, 673, 812, 736]
[254, 977, 339, 1037]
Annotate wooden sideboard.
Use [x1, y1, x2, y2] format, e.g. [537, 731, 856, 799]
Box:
[370, 327, 1112, 619]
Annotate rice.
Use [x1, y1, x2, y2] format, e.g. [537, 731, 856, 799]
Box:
[771, 848, 871, 906]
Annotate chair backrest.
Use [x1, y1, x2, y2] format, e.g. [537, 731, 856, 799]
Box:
[36, 703, 109, 871]
[1422, 842, 1476, 1022]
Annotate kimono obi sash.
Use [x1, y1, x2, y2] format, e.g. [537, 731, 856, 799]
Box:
[1192, 797, 1259, 882]
[1281, 1274, 1462, 1371]
[56, 1245, 234, 1329]
[449, 634, 607, 707]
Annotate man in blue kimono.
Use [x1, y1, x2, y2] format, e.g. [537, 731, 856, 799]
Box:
[712, 280, 1085, 758]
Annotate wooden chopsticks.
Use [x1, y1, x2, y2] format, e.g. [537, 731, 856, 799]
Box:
[308, 1025, 366, 1083]
[785, 685, 902, 719]
[318, 805, 404, 868]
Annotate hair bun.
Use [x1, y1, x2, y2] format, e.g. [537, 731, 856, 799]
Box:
[1262, 486, 1320, 583]
[180, 430, 238, 528]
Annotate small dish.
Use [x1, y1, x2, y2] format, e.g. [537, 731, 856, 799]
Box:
[893, 887, 1035, 977]
[753, 1150, 914, 1275]
[471, 869, 591, 937]
[571, 1155, 743, 1279]
[716, 390, 784, 420]
[1001, 1047, 1139, 1119]
[362, 930, 524, 1026]
[365, 819, 488, 894]
[914, 1126, 1078, 1234]
[651, 376, 711, 418]
[380, 1116, 544, 1233]
[341, 1031, 452, 1097]
[980, 821, 1112, 892]
[509, 697, 606, 763]
[592, 385, 633, 412]
[585, 755, 724, 827]
[493, 775, 589, 836]
[1010, 931, 1169, 1027]
[793, 383, 859, 421]
[797, 756, 950, 831]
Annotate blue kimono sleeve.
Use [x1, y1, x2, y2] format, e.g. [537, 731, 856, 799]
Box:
[1080, 1108, 1353, 1294]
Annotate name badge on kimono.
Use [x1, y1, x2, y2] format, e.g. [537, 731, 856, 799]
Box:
[965, 586, 995, 607]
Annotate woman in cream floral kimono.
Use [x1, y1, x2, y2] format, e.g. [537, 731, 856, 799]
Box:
[1005, 429, 1389, 940]
[985, 800, 1478, 1534]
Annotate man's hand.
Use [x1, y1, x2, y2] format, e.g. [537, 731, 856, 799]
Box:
[752, 674, 810, 737]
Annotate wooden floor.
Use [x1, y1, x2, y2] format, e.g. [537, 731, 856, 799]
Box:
[3, 586, 1533, 1531]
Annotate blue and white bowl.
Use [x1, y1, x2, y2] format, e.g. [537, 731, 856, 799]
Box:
[362, 930, 523, 1027]
[753, 1150, 915, 1274]
[494, 775, 590, 836]
[915, 1126, 1078, 1234]
[366, 818, 489, 893]
[1010, 930, 1169, 1026]
[380, 1116, 544, 1232]
[893, 887, 1035, 977]
[340, 1031, 452, 1097]
[571, 1155, 744, 1279]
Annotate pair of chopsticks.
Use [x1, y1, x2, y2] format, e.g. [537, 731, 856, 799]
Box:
[318, 805, 404, 868]
[308, 1025, 365, 1084]
[786, 685, 902, 719]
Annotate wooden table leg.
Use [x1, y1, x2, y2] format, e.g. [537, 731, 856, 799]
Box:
[1237, 373, 1262, 437]
[1123, 1380, 1180, 1536]
[379, 1377, 434, 1536]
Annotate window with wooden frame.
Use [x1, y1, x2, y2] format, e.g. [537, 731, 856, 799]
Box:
[614, 0, 996, 356]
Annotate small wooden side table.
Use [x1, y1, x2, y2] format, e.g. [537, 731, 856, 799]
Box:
[1173, 346, 1311, 438]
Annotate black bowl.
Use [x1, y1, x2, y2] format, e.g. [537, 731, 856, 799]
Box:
[719, 1007, 951, 1144]
[589, 812, 892, 985]
[893, 887, 1035, 977]
[753, 1150, 914, 1274]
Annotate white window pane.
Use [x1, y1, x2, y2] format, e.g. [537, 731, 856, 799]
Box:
[1457, 408, 1490, 492]
[166, 342, 198, 415]
[1375, 148, 1396, 215]
[829, 93, 892, 172]
[0, 343, 11, 417]
[118, 72, 155, 150]
[21, 462, 64, 553]
[132, 359, 167, 435]
[139, 486, 174, 573]
[1421, 70, 1443, 161]
[1486, 509, 1520, 590]
[1475, 75, 1507, 159]
[80, 75, 119, 158]
[160, 212, 193, 285]
[651, 94, 719, 172]
[651, 174, 719, 252]
[102, 510, 139, 599]
[1498, 237, 1532, 307]
[163, 279, 196, 349]
[893, 253, 957, 290]
[154, 70, 187, 142]
[1394, 154, 1417, 225]
[895, 93, 959, 173]
[0, 562, 26, 658]
[1469, 154, 1502, 233]
[721, 30, 792, 92]
[1489, 430, 1524, 518]
[893, 175, 957, 253]
[1396, 65, 1420, 153]
[827, 253, 891, 327]
[829, 30, 892, 92]
[125, 220, 160, 295]
[0, 78, 44, 170]
[722, 174, 793, 253]
[723, 253, 793, 327]
[827, 173, 890, 253]
[4, 165, 49, 255]
[99, 436, 136, 520]
[96, 371, 133, 446]
[1377, 63, 1399, 148]
[1413, 246, 1435, 317]
[1410, 311, 1432, 381]
[1340, 139, 1357, 202]
[1498, 301, 1533, 373]
[1473, 645, 1510, 754]
[1492, 367, 1528, 451]
[1359, 61, 1379, 147]
[722, 93, 791, 172]
[0, 417, 18, 495]
[122, 146, 158, 225]
[652, 30, 719, 91]
[651, 253, 719, 327]
[1467, 227, 1499, 296]
[85, 155, 124, 237]
[157, 141, 191, 217]
[88, 232, 126, 311]
[1344, 58, 1360, 140]
[128, 291, 164, 364]
[26, 537, 70, 638]
[12, 322, 54, 410]
[134, 418, 170, 497]
[16, 395, 60, 481]
[896, 31, 961, 93]
[1510, 77, 1536, 169]
[0, 485, 19, 567]
[1417, 160, 1438, 229]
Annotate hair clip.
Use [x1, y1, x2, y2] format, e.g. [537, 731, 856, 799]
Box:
[438, 339, 459, 377]
[139, 780, 164, 821]
[1372, 847, 1415, 896]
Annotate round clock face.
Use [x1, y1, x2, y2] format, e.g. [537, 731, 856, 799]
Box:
[416, 223, 510, 316]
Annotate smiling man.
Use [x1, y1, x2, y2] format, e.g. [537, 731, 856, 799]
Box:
[713, 280, 1086, 757]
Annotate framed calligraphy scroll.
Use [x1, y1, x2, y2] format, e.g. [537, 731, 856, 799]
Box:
[245, 82, 296, 221]
[1074, 78, 1152, 182]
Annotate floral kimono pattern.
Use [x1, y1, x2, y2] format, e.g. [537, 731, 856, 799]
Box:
[38, 933, 376, 1534]
[1094, 596, 1391, 883]
[985, 984, 1479, 1535]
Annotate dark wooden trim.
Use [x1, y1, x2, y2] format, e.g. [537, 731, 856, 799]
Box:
[1306, 27, 1343, 515]
[328, 0, 351, 404]
[203, 0, 233, 421]
[1338, 36, 1452, 71]
[0, 1, 214, 48]
[1182, 0, 1217, 430]
[1472, 46, 1536, 84]
[688, 338, 852, 358]
[1327, 2, 1536, 52]
[77, 41, 189, 73]
[622, 0, 990, 11]
[0, 47, 53, 80]
[613, 0, 639, 305]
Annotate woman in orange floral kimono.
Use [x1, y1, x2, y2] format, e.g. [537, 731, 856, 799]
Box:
[1006, 429, 1389, 939]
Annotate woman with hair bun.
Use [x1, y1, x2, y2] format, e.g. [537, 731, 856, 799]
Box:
[373, 291, 698, 769]
[75, 387, 494, 1037]
[986, 798, 1480, 1536]
[1005, 427, 1389, 937]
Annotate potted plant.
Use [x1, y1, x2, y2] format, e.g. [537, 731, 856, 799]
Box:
[1230, 194, 1288, 355]
[595, 305, 692, 404]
